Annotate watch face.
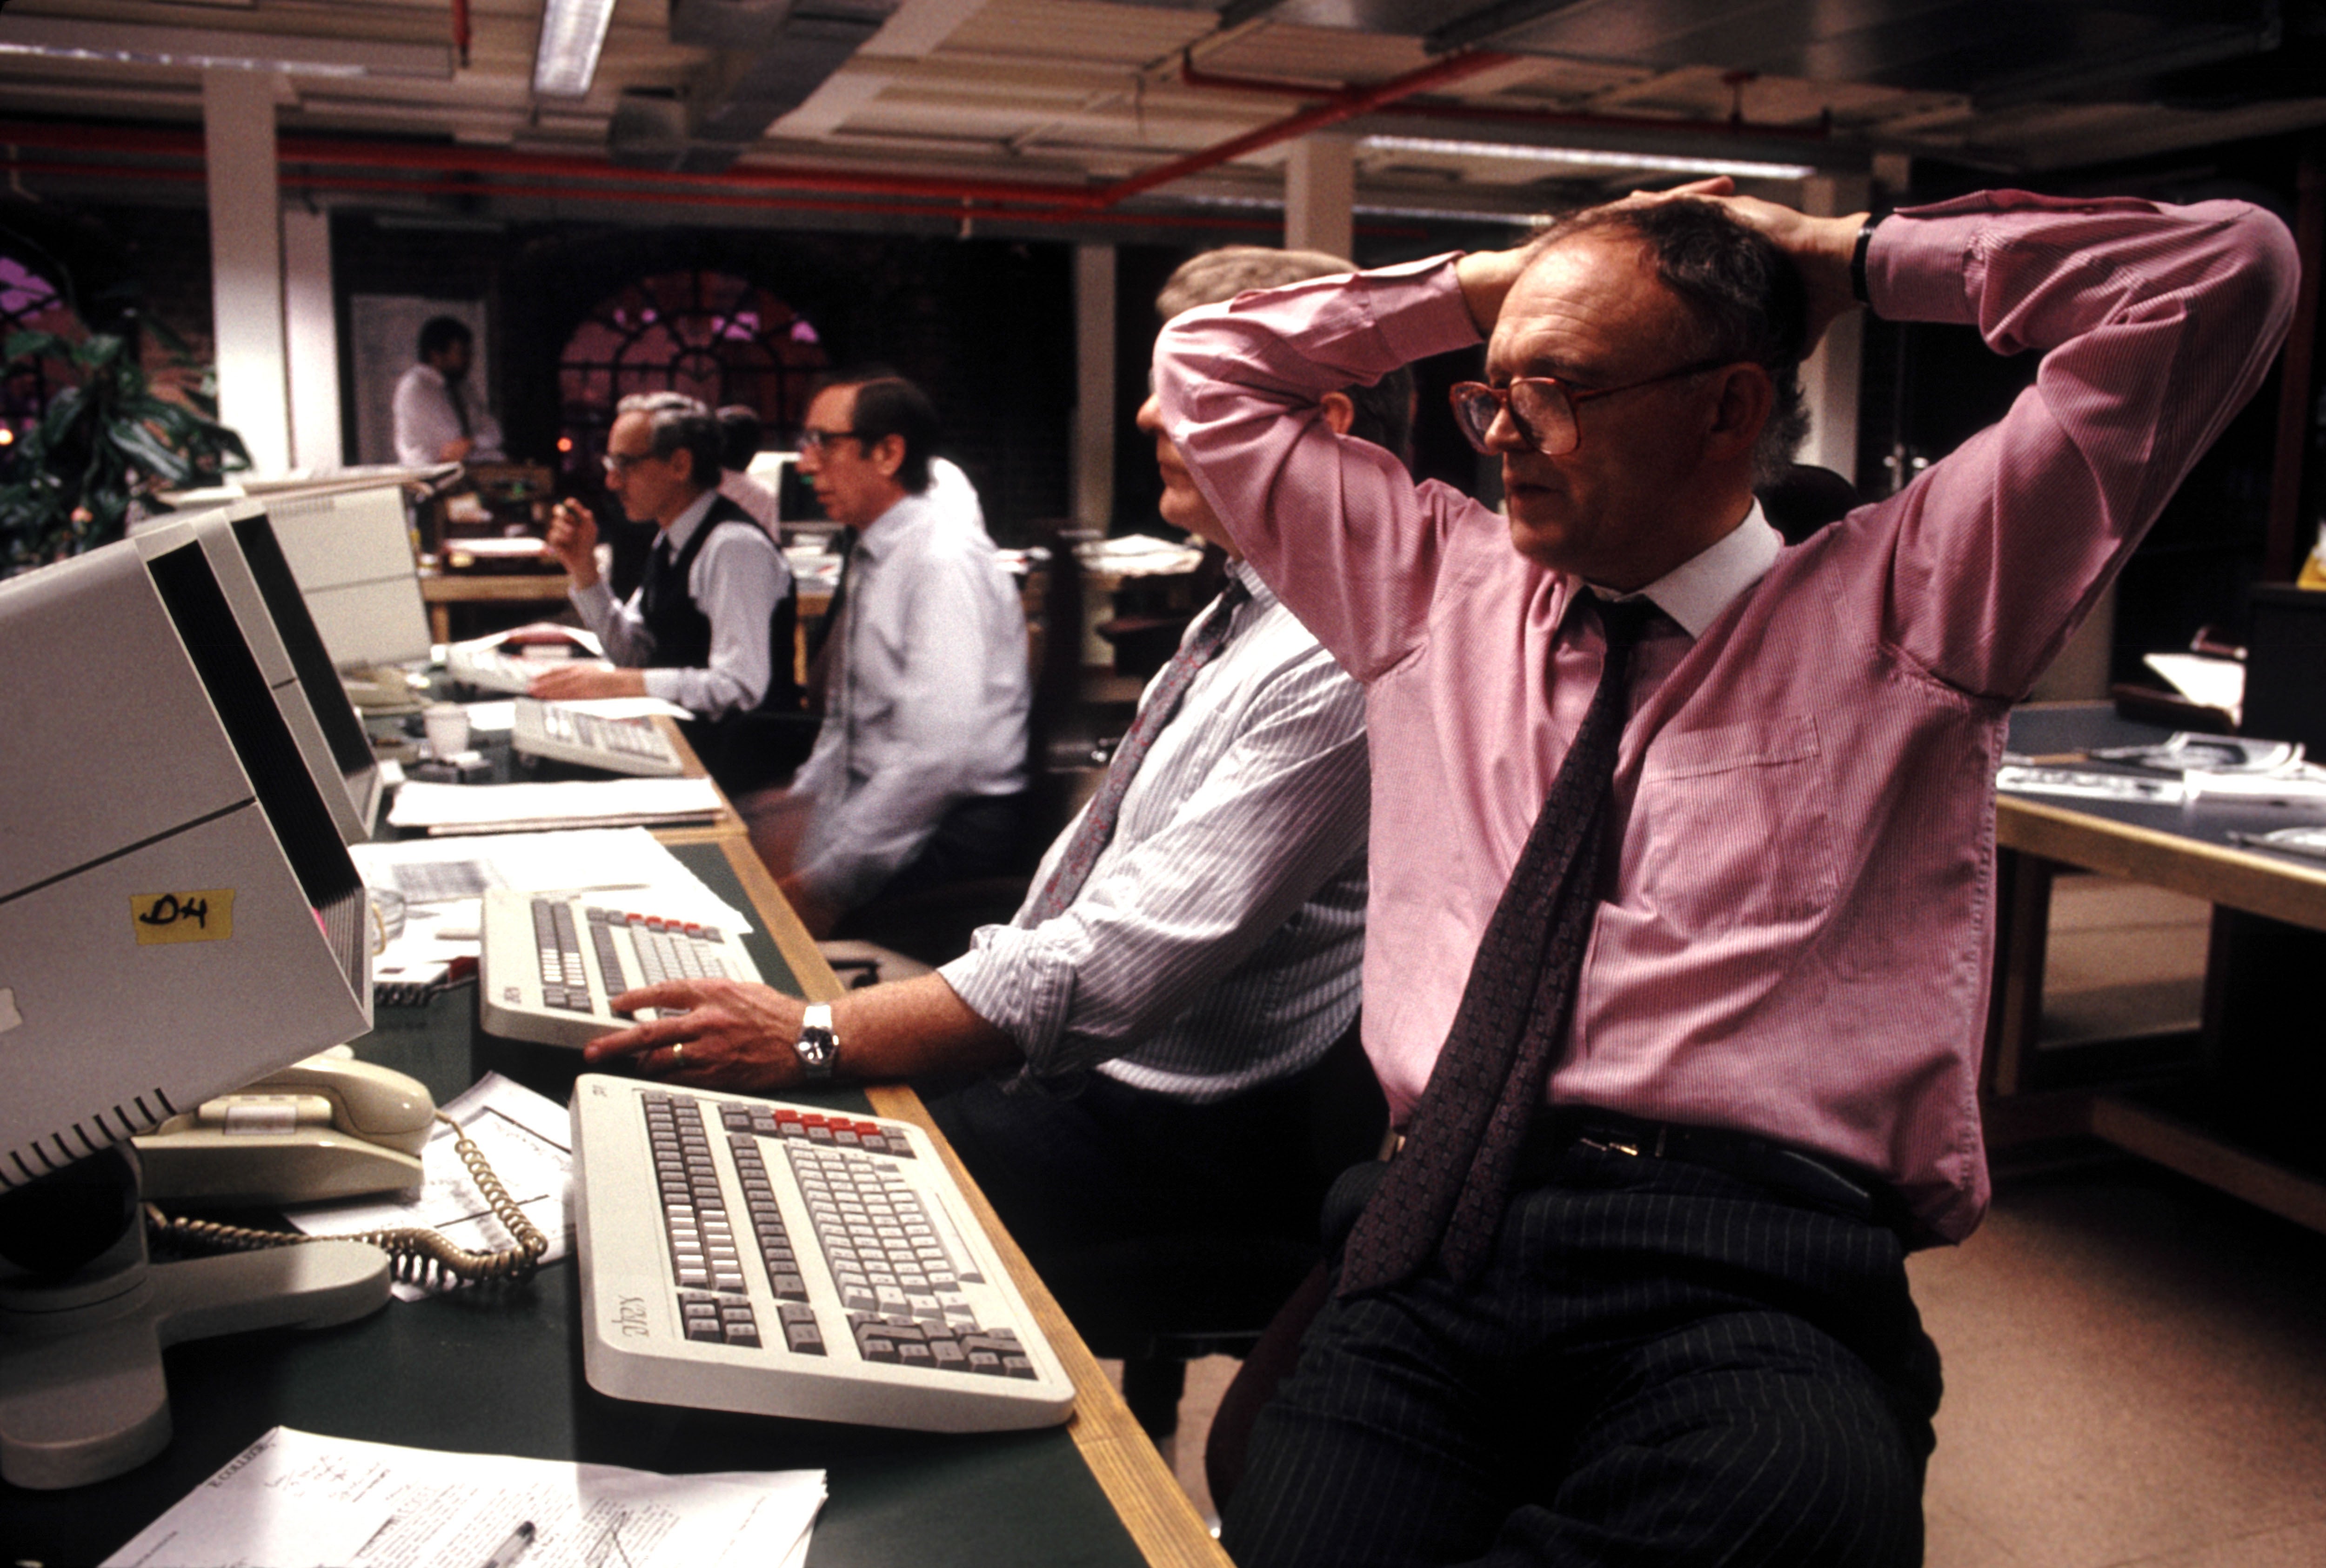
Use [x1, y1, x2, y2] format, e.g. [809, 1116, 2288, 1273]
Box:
[797, 1028, 837, 1067]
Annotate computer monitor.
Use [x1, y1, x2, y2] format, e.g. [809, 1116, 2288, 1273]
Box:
[261, 481, 434, 693]
[135, 504, 384, 844]
[0, 538, 386, 1490]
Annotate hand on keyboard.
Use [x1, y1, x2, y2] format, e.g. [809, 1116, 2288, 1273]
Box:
[584, 976, 812, 1094]
[528, 662, 650, 701]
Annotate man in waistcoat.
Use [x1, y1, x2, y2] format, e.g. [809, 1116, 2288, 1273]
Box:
[539, 391, 810, 794]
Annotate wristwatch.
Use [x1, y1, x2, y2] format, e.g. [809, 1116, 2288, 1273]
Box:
[793, 1003, 838, 1082]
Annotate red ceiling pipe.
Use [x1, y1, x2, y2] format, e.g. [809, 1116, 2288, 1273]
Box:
[1094, 48, 1515, 208]
[1177, 52, 1831, 143]
[0, 120, 1104, 207]
[0, 47, 1529, 221]
[0, 155, 1430, 235]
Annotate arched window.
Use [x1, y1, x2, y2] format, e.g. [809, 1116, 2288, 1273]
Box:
[0, 255, 81, 450]
[556, 270, 829, 480]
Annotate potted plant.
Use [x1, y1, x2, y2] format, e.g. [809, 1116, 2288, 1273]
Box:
[0, 318, 248, 573]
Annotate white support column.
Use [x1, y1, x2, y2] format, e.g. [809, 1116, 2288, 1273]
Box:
[1073, 244, 1116, 532]
[203, 69, 291, 477]
[1797, 173, 1872, 486]
[1284, 134, 1354, 261]
[281, 206, 341, 470]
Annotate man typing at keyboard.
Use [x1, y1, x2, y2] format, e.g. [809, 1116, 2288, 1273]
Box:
[540, 391, 809, 794]
[584, 247, 1407, 1346]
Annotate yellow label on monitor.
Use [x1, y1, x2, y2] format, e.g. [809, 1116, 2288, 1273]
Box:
[131, 889, 235, 945]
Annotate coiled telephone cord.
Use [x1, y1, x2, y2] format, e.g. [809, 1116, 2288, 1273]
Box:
[143, 1112, 549, 1288]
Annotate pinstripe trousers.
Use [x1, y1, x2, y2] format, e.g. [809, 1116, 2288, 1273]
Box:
[1219, 1139, 1944, 1568]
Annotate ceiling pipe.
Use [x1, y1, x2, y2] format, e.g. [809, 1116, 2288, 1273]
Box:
[0, 154, 1440, 236]
[1095, 48, 1516, 208]
[1177, 51, 1832, 144]
[0, 120, 1099, 208]
[0, 51, 1528, 224]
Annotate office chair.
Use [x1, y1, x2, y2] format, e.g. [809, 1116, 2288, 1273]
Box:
[834, 522, 1097, 967]
[1045, 1021, 1385, 1440]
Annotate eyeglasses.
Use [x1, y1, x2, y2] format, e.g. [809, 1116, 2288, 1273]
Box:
[797, 428, 867, 454]
[1448, 357, 1733, 457]
[601, 449, 661, 474]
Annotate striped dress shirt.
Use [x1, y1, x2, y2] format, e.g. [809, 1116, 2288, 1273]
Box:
[940, 557, 1370, 1103]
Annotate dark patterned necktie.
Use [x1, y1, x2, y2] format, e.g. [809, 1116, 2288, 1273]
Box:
[1023, 578, 1251, 923]
[640, 535, 677, 621]
[1338, 594, 1659, 1298]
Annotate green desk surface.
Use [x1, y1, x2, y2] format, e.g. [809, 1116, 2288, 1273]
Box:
[1, 845, 1149, 1568]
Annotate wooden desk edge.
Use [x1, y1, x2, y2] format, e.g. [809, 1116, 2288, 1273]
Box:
[713, 838, 1229, 1568]
[1996, 795, 2326, 931]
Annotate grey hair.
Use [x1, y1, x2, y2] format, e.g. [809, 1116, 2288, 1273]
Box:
[1158, 246, 1414, 463]
[1527, 199, 1811, 486]
[615, 391, 722, 485]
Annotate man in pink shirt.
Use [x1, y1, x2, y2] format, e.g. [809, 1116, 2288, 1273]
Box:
[1157, 182, 2296, 1566]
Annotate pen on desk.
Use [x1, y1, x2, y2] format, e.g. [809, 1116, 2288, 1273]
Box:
[477, 1519, 535, 1568]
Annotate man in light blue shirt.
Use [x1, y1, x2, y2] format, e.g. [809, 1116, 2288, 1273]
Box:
[749, 371, 1029, 936]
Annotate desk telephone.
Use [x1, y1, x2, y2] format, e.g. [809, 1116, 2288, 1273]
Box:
[135, 1047, 431, 1208]
[136, 1048, 548, 1288]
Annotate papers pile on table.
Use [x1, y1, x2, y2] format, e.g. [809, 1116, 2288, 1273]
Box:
[353, 827, 749, 994]
[1999, 731, 2326, 811]
[285, 1072, 572, 1301]
[388, 776, 725, 835]
[103, 1427, 825, 1568]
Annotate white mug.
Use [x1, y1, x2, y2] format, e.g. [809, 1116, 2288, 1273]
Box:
[423, 702, 471, 758]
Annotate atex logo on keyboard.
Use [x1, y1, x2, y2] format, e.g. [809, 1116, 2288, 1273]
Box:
[616, 1295, 649, 1339]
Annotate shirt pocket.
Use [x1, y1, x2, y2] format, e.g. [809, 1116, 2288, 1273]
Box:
[1625, 714, 1840, 935]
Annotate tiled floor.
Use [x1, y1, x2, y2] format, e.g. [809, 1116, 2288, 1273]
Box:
[1108, 873, 2326, 1562]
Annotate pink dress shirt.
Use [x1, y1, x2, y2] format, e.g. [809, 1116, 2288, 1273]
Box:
[1156, 192, 2296, 1242]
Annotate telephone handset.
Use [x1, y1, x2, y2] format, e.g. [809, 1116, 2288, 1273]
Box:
[134, 1046, 435, 1208]
[139, 1047, 548, 1289]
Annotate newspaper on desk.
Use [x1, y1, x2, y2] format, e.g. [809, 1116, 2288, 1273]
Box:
[2000, 732, 2326, 811]
[284, 1072, 573, 1302]
[353, 827, 751, 994]
[101, 1427, 825, 1568]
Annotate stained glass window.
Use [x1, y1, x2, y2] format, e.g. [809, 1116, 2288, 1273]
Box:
[556, 270, 829, 482]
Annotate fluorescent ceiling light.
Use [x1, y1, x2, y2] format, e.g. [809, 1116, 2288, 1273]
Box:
[0, 16, 451, 79]
[533, 0, 618, 99]
[1361, 134, 1816, 181]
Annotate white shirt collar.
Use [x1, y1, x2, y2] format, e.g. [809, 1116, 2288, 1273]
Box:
[661, 487, 721, 551]
[1594, 504, 1782, 640]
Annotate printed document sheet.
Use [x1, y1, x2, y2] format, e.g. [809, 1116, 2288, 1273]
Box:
[102, 1427, 824, 1568]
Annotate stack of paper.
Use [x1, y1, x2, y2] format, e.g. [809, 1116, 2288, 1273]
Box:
[286, 1073, 573, 1301]
[103, 1428, 824, 1568]
[388, 777, 725, 835]
[353, 827, 750, 993]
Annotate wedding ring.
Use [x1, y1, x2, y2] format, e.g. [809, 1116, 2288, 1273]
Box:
[672, 1042, 686, 1064]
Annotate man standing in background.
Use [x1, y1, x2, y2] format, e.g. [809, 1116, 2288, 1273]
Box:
[393, 315, 504, 467]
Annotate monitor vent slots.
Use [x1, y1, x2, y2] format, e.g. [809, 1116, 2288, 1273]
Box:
[5, 1087, 180, 1188]
[145, 547, 367, 988]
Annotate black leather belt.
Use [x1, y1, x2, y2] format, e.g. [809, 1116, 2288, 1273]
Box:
[1529, 1108, 1906, 1233]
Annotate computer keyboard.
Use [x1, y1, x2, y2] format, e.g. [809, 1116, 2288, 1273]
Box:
[571, 1073, 1075, 1432]
[511, 697, 684, 777]
[479, 891, 761, 1048]
[444, 642, 551, 694]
